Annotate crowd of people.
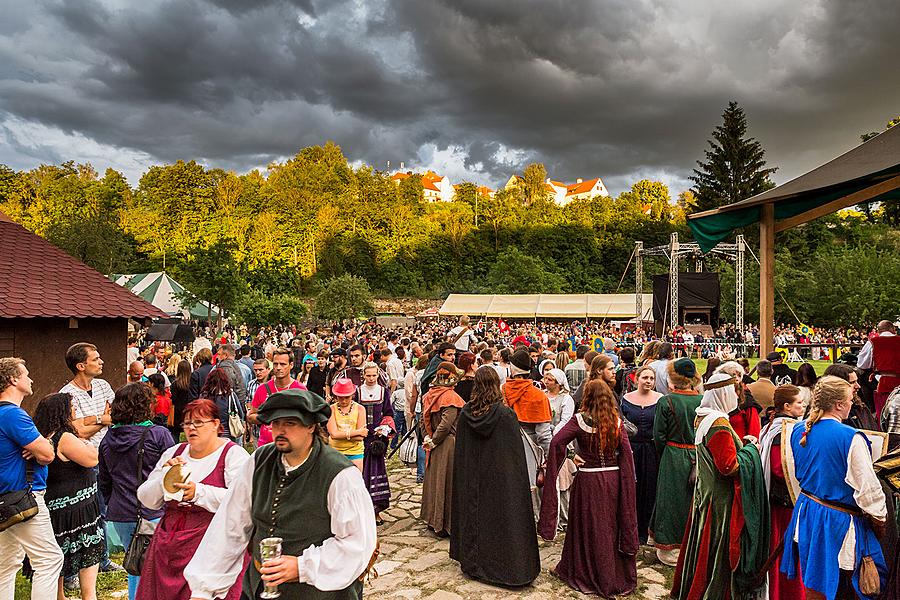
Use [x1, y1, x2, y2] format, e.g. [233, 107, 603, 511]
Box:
[2, 315, 900, 600]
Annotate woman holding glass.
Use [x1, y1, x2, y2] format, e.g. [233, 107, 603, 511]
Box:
[136, 399, 249, 600]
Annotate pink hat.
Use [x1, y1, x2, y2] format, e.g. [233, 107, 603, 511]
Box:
[331, 378, 357, 397]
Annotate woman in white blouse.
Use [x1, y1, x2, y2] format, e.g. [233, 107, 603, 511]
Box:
[136, 399, 250, 600]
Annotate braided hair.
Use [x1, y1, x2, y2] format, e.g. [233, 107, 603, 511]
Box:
[800, 375, 852, 446]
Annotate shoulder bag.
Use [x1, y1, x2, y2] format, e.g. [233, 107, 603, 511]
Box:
[0, 402, 39, 531]
[228, 391, 246, 439]
[123, 427, 157, 576]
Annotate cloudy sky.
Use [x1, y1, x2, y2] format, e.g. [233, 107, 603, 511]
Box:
[1, 0, 898, 195]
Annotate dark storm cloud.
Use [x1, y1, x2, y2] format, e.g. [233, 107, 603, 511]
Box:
[0, 0, 898, 192]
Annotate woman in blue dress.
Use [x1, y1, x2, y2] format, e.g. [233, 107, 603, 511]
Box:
[782, 375, 888, 600]
[620, 365, 662, 543]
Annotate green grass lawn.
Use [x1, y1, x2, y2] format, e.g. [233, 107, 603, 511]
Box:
[692, 358, 833, 376]
[15, 553, 127, 600]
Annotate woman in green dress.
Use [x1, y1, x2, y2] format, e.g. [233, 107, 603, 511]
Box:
[671, 372, 769, 600]
[649, 357, 702, 566]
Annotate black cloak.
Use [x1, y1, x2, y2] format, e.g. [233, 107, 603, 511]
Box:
[449, 402, 541, 587]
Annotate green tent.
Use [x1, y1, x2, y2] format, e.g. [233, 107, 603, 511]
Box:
[112, 272, 219, 321]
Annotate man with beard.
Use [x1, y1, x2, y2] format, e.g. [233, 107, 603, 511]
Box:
[340, 345, 388, 389]
[325, 348, 347, 401]
[185, 389, 377, 600]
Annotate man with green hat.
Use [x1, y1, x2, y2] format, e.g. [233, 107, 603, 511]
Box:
[185, 389, 377, 600]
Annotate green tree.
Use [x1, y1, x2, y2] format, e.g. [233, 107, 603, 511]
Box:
[314, 274, 375, 321]
[521, 163, 551, 205]
[482, 247, 565, 293]
[173, 240, 249, 325]
[690, 101, 777, 212]
[234, 291, 308, 328]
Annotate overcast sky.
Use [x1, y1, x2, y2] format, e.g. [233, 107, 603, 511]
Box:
[1, 0, 898, 196]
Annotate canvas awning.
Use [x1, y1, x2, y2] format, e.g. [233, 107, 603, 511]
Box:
[438, 294, 653, 320]
[113, 272, 219, 320]
[688, 125, 900, 252]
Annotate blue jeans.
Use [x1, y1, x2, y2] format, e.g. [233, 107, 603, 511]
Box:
[391, 408, 407, 449]
[415, 411, 425, 481]
[93, 466, 113, 569]
[110, 519, 159, 600]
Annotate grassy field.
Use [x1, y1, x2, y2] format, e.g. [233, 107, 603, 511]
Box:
[15, 553, 127, 600]
[692, 358, 834, 376]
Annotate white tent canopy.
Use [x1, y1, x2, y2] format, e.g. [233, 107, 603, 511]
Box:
[112, 272, 219, 320]
[438, 293, 653, 320]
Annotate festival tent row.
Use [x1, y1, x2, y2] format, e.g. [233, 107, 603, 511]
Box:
[112, 272, 219, 321]
[438, 293, 653, 320]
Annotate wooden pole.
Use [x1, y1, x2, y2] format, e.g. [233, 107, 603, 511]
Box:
[759, 203, 775, 356]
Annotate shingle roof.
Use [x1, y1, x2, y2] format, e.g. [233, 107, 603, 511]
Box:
[0, 216, 169, 320]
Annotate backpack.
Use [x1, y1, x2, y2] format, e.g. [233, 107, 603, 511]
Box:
[620, 366, 638, 395]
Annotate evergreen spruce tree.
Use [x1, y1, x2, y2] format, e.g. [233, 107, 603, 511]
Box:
[689, 101, 777, 212]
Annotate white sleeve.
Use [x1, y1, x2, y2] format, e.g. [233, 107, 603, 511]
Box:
[185, 455, 255, 600]
[857, 341, 874, 371]
[295, 466, 377, 591]
[845, 434, 887, 520]
[554, 395, 575, 436]
[193, 444, 251, 512]
[136, 444, 179, 510]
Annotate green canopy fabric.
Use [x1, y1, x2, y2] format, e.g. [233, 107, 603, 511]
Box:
[688, 126, 900, 252]
[112, 272, 219, 320]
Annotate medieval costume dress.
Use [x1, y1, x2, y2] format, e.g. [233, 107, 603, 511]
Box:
[759, 415, 805, 599]
[450, 402, 541, 587]
[621, 395, 658, 543]
[672, 373, 770, 600]
[649, 377, 702, 564]
[420, 365, 465, 535]
[782, 417, 888, 600]
[356, 381, 396, 515]
[136, 440, 249, 600]
[538, 415, 639, 597]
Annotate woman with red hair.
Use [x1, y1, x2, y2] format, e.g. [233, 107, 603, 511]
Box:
[135, 399, 250, 600]
[538, 379, 639, 596]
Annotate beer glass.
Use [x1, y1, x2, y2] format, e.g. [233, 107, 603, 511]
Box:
[259, 537, 283, 599]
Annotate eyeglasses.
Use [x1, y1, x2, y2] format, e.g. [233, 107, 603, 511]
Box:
[181, 419, 214, 430]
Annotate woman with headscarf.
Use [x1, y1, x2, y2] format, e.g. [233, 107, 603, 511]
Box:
[671, 372, 770, 600]
[649, 357, 702, 566]
[717, 360, 762, 441]
[450, 367, 540, 587]
[544, 367, 577, 530]
[538, 379, 639, 596]
[759, 385, 806, 599]
[420, 362, 465, 536]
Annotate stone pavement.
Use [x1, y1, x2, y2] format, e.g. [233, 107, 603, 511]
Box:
[366, 460, 674, 599]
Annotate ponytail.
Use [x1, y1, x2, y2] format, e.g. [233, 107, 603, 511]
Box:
[801, 375, 851, 446]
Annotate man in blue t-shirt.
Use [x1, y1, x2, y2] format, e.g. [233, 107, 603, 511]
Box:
[0, 358, 63, 599]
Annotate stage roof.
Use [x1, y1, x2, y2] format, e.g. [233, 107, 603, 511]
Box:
[688, 125, 900, 252]
[438, 294, 653, 319]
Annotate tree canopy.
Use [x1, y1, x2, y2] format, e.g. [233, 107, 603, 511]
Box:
[690, 101, 777, 213]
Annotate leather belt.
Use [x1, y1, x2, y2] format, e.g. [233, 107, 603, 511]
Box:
[801, 491, 862, 516]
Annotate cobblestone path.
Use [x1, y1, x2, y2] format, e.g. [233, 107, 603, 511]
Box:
[367, 462, 674, 599]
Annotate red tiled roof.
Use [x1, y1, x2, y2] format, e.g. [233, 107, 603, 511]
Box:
[391, 172, 411, 181]
[0, 217, 169, 320]
[566, 177, 601, 196]
[423, 179, 441, 192]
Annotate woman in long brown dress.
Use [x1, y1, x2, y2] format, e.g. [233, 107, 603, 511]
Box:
[420, 361, 465, 536]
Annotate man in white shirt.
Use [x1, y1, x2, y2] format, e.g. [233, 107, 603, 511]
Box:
[447, 315, 478, 353]
[58, 342, 121, 574]
[381, 348, 405, 393]
[185, 390, 376, 600]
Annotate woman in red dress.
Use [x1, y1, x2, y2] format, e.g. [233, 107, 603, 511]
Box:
[759, 385, 806, 599]
[135, 399, 250, 600]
